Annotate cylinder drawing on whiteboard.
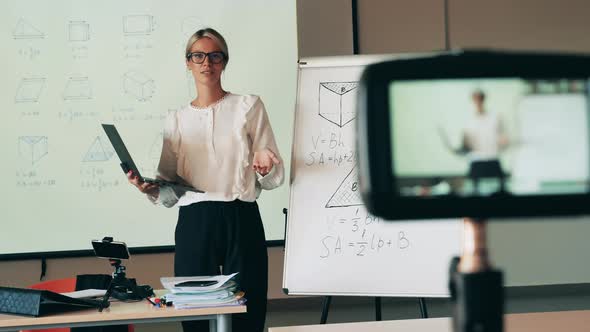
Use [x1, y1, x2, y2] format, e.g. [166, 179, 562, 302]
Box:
[19, 136, 48, 165]
[13, 18, 44, 39]
[318, 81, 358, 128]
[15, 77, 46, 103]
[123, 15, 156, 35]
[83, 136, 114, 162]
[123, 70, 155, 102]
[68, 21, 90, 42]
[325, 166, 363, 208]
[63, 76, 92, 100]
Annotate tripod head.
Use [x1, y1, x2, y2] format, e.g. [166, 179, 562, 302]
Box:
[92, 237, 154, 312]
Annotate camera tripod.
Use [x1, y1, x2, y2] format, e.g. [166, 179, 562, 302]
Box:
[98, 259, 154, 312]
[450, 218, 503, 332]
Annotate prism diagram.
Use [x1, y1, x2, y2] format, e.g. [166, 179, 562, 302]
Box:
[83, 137, 114, 162]
[15, 77, 45, 103]
[319, 82, 358, 128]
[19, 136, 48, 165]
[64, 77, 92, 100]
[124, 71, 155, 101]
[149, 133, 163, 159]
[13, 18, 44, 39]
[123, 15, 155, 35]
[68, 21, 90, 41]
[325, 166, 363, 208]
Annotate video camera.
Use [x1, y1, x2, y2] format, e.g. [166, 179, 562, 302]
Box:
[91, 237, 130, 260]
[91, 237, 153, 311]
[356, 50, 590, 220]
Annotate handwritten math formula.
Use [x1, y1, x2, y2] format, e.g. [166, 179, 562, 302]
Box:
[305, 130, 355, 167]
[319, 208, 411, 259]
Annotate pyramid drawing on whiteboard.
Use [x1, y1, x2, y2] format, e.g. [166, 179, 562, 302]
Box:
[325, 166, 363, 208]
[83, 137, 114, 162]
[319, 81, 358, 128]
[13, 18, 44, 39]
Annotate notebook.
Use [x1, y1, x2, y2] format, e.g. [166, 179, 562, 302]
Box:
[101, 124, 203, 193]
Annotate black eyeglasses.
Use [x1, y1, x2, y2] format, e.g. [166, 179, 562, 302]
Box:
[186, 51, 226, 64]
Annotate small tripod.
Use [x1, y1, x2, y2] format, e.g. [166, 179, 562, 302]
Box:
[450, 218, 504, 332]
[98, 259, 153, 312]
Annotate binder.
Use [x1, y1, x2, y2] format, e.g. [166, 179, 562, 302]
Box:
[0, 286, 102, 317]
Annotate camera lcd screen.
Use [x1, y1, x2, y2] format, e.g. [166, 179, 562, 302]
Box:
[390, 78, 590, 198]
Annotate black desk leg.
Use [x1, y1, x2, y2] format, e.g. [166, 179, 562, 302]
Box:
[419, 297, 429, 318]
[375, 297, 382, 321]
[320, 296, 332, 324]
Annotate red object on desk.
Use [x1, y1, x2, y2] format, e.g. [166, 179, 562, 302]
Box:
[25, 278, 77, 332]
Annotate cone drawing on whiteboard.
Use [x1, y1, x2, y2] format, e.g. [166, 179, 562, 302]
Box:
[326, 166, 363, 208]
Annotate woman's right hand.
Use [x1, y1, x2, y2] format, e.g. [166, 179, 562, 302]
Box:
[127, 170, 160, 196]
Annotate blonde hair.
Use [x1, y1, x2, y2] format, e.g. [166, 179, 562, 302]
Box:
[185, 28, 229, 66]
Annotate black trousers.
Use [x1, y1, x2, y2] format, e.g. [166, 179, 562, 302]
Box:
[468, 159, 506, 194]
[174, 200, 268, 332]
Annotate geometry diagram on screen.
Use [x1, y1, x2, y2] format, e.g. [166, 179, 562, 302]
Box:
[15, 77, 46, 103]
[19, 136, 48, 165]
[123, 70, 155, 101]
[325, 166, 363, 208]
[68, 21, 90, 41]
[63, 76, 92, 100]
[13, 18, 44, 39]
[83, 137, 114, 162]
[123, 15, 156, 35]
[319, 81, 358, 128]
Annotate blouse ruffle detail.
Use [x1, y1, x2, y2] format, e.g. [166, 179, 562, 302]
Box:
[233, 96, 254, 194]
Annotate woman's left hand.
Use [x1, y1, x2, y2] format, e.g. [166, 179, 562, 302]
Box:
[253, 148, 280, 176]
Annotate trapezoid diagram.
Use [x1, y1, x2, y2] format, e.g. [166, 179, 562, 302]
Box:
[63, 76, 92, 100]
[123, 70, 155, 101]
[15, 77, 46, 103]
[83, 137, 114, 162]
[325, 166, 363, 208]
[319, 81, 358, 128]
[13, 18, 44, 39]
[19, 136, 48, 165]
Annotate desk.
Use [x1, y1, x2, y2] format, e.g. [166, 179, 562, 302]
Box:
[0, 295, 245, 332]
[269, 309, 590, 332]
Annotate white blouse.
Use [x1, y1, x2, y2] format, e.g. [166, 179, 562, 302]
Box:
[150, 93, 284, 207]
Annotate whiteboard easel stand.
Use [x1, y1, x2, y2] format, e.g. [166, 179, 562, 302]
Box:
[319, 296, 428, 324]
[450, 218, 503, 332]
[283, 208, 288, 249]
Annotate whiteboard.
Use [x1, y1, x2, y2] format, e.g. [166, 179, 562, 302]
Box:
[283, 56, 463, 297]
[0, 0, 296, 257]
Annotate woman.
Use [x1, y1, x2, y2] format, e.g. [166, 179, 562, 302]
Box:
[127, 27, 284, 332]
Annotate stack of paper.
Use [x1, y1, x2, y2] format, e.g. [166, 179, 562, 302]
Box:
[160, 273, 245, 309]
